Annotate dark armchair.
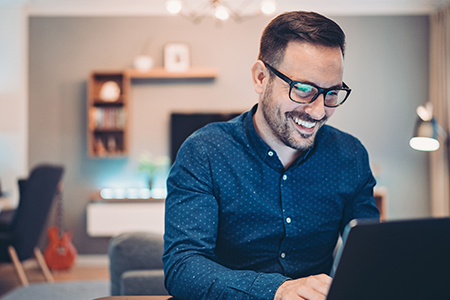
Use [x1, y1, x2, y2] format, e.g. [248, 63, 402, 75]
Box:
[0, 164, 64, 285]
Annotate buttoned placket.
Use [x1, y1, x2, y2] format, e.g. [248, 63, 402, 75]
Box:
[279, 170, 293, 267]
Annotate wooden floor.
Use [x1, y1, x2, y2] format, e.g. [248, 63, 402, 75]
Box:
[0, 255, 109, 297]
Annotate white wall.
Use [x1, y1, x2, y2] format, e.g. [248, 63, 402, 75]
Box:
[0, 4, 28, 203]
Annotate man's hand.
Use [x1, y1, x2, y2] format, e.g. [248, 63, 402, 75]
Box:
[274, 274, 332, 300]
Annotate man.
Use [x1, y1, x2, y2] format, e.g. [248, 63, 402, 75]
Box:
[163, 11, 379, 300]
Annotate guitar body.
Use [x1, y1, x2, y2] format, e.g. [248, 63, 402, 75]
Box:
[44, 225, 77, 270]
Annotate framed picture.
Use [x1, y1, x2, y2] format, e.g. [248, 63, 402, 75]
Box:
[164, 43, 190, 72]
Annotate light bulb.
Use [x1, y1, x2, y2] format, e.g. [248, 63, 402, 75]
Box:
[100, 188, 114, 199]
[409, 137, 440, 151]
[261, 0, 276, 15]
[166, 0, 182, 14]
[139, 188, 151, 199]
[215, 5, 229, 20]
[114, 188, 126, 199]
[126, 188, 140, 199]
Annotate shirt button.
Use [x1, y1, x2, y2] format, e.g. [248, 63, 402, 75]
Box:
[280, 253, 286, 259]
[286, 217, 291, 223]
[268, 151, 274, 156]
[282, 175, 287, 180]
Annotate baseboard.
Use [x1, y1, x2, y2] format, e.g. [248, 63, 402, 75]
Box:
[22, 254, 109, 269]
[76, 255, 109, 266]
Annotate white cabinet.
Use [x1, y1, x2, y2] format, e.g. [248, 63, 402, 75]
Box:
[86, 200, 165, 237]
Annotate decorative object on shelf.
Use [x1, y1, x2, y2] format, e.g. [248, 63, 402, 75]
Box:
[138, 153, 170, 190]
[410, 102, 447, 151]
[95, 137, 108, 157]
[133, 37, 154, 71]
[99, 81, 121, 102]
[133, 55, 154, 72]
[166, 0, 276, 24]
[164, 43, 190, 72]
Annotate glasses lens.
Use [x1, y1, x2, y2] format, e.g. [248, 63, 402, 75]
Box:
[324, 90, 349, 107]
[290, 83, 349, 107]
[291, 83, 317, 102]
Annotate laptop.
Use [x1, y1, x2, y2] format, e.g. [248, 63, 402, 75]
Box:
[327, 217, 450, 300]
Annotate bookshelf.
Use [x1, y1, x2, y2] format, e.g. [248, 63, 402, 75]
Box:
[87, 68, 218, 158]
[88, 71, 130, 157]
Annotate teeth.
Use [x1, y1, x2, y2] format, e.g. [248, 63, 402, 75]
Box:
[293, 117, 315, 129]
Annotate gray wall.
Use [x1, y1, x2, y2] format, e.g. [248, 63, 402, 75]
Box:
[29, 15, 430, 254]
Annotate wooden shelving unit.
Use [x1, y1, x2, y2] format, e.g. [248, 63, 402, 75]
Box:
[87, 71, 130, 158]
[87, 68, 218, 158]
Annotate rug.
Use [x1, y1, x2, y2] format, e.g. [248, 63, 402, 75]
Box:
[0, 280, 109, 300]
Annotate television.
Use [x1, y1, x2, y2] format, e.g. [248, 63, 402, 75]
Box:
[170, 112, 241, 164]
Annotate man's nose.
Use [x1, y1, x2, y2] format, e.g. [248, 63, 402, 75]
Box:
[304, 93, 326, 120]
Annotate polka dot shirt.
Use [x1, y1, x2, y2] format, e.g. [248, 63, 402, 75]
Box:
[163, 104, 380, 300]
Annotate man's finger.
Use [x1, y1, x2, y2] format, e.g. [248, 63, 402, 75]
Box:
[295, 283, 327, 300]
[315, 274, 333, 285]
[305, 275, 332, 296]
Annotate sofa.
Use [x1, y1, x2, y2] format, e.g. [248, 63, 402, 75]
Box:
[108, 232, 168, 296]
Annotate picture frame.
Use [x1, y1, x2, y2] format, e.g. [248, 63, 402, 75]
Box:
[164, 43, 190, 72]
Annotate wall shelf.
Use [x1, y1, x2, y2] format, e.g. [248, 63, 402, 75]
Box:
[87, 67, 218, 158]
[125, 67, 218, 79]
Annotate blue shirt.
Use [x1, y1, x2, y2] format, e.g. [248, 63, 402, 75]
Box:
[163, 105, 380, 300]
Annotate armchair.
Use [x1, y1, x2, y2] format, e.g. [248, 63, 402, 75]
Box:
[0, 164, 64, 285]
[108, 231, 168, 296]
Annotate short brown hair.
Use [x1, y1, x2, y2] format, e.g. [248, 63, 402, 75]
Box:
[258, 11, 346, 67]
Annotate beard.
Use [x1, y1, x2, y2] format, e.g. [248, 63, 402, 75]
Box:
[260, 79, 328, 152]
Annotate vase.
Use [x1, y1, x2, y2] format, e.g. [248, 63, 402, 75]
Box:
[148, 179, 153, 191]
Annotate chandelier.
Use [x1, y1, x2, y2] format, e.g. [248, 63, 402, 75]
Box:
[165, 0, 277, 23]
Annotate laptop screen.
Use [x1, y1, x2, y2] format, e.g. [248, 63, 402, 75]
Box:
[327, 217, 450, 300]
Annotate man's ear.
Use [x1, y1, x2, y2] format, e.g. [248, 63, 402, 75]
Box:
[251, 60, 268, 94]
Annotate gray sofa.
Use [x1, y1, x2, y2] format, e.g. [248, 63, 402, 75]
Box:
[108, 232, 169, 296]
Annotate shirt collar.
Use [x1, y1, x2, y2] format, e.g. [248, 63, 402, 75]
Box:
[244, 104, 273, 163]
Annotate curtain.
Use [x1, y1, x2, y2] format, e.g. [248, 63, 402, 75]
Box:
[429, 4, 450, 217]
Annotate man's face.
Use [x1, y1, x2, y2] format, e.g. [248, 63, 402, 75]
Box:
[259, 42, 344, 151]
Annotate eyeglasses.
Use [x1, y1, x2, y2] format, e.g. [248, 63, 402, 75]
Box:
[263, 61, 351, 108]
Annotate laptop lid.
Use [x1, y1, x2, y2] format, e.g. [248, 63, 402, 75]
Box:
[327, 217, 450, 300]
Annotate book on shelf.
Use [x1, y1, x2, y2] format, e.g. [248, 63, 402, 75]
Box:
[89, 107, 125, 130]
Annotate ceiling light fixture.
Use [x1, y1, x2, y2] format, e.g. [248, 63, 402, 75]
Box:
[166, 0, 183, 14]
[165, 0, 277, 24]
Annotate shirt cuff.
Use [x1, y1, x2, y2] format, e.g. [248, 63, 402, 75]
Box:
[249, 273, 290, 300]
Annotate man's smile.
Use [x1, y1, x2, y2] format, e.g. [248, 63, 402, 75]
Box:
[292, 116, 316, 129]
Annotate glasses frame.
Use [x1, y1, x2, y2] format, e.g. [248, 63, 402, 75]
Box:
[263, 61, 351, 108]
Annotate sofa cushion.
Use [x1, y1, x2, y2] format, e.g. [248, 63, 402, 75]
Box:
[121, 269, 168, 295]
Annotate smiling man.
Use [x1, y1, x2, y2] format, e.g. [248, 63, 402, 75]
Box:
[253, 40, 345, 168]
[163, 11, 379, 300]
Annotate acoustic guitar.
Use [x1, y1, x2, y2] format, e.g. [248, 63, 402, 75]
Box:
[44, 183, 77, 270]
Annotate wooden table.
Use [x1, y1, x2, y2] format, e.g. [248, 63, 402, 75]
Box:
[94, 297, 174, 300]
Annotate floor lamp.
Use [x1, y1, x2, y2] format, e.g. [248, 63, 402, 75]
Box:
[409, 102, 445, 151]
[410, 102, 450, 216]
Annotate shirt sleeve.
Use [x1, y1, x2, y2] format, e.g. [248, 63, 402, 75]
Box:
[340, 143, 380, 234]
[163, 135, 288, 300]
